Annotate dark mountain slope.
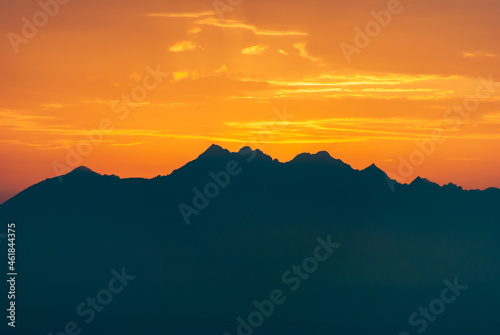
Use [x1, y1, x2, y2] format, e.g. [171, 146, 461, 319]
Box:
[0, 145, 499, 335]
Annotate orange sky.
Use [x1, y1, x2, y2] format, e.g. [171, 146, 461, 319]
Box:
[1, 0, 500, 203]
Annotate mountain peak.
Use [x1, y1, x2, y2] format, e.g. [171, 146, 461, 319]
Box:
[238, 146, 273, 162]
[238, 146, 252, 154]
[290, 151, 351, 169]
[410, 176, 440, 188]
[291, 151, 329, 163]
[316, 150, 332, 158]
[69, 166, 99, 175]
[198, 144, 230, 158]
[412, 176, 430, 184]
[366, 163, 380, 170]
[443, 182, 463, 191]
[361, 163, 385, 175]
[60, 166, 100, 180]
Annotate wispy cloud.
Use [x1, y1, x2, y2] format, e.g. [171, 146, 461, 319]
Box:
[265, 73, 460, 99]
[462, 51, 497, 58]
[145, 11, 214, 19]
[223, 117, 500, 143]
[447, 157, 480, 161]
[293, 42, 322, 62]
[194, 18, 308, 36]
[169, 40, 197, 52]
[39, 103, 68, 109]
[172, 70, 199, 81]
[109, 141, 145, 147]
[242, 45, 269, 55]
[481, 112, 500, 124]
[0, 110, 57, 129]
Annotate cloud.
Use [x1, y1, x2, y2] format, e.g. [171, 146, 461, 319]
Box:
[242, 45, 269, 55]
[213, 64, 228, 75]
[172, 66, 229, 81]
[222, 117, 478, 143]
[194, 18, 308, 36]
[40, 103, 66, 108]
[293, 42, 322, 63]
[278, 49, 289, 56]
[462, 51, 497, 58]
[145, 11, 214, 19]
[109, 142, 145, 147]
[189, 26, 202, 34]
[447, 157, 480, 161]
[173, 71, 199, 81]
[264, 73, 460, 99]
[481, 112, 500, 124]
[169, 40, 197, 52]
[0, 110, 57, 129]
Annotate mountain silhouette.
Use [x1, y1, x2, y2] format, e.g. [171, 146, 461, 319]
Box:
[1, 145, 499, 335]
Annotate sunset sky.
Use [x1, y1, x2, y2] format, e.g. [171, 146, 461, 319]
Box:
[1, 0, 500, 203]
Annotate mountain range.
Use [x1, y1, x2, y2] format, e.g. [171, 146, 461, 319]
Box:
[1, 145, 499, 335]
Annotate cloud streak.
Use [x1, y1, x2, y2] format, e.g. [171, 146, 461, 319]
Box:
[194, 18, 308, 36]
[293, 42, 322, 62]
[242, 45, 269, 55]
[145, 11, 214, 19]
[169, 40, 197, 52]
